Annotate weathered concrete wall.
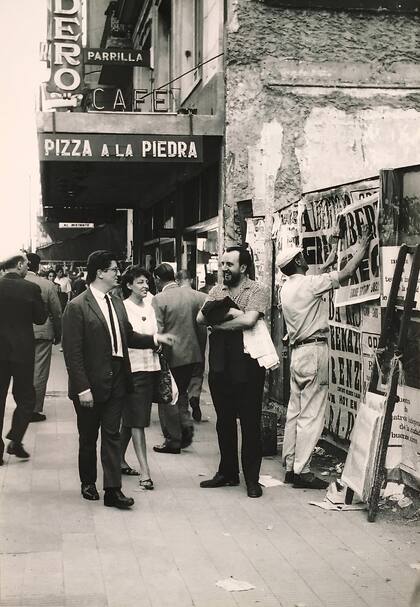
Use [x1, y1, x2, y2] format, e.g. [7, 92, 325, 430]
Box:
[224, 1, 420, 247]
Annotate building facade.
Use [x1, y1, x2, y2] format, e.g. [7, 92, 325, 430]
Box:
[37, 0, 224, 288]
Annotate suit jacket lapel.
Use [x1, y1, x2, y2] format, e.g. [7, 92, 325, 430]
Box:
[85, 289, 110, 335]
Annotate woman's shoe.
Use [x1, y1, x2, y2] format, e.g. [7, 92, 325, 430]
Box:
[139, 478, 154, 490]
[121, 466, 140, 476]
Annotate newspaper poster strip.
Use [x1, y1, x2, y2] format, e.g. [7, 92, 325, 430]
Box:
[335, 189, 380, 307]
[246, 217, 267, 282]
[381, 246, 420, 311]
[327, 321, 362, 441]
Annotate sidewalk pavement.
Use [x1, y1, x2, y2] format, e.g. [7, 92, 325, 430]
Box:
[0, 347, 418, 607]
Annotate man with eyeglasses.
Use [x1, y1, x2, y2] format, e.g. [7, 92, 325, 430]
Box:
[62, 250, 175, 509]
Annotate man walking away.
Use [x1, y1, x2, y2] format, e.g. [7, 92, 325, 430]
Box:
[197, 247, 268, 498]
[62, 251, 175, 508]
[176, 269, 207, 422]
[152, 263, 204, 453]
[278, 227, 371, 489]
[0, 250, 47, 462]
[26, 253, 62, 422]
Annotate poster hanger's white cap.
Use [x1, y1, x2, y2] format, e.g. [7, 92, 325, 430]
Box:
[276, 245, 303, 270]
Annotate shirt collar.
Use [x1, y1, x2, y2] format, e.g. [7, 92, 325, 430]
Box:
[162, 282, 177, 292]
[90, 284, 107, 300]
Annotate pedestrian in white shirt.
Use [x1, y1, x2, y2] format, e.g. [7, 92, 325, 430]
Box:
[120, 266, 161, 490]
[278, 227, 371, 489]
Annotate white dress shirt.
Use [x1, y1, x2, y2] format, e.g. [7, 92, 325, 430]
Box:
[90, 285, 124, 358]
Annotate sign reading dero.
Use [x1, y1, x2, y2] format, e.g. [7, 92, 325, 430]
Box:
[47, 0, 83, 95]
[39, 134, 203, 162]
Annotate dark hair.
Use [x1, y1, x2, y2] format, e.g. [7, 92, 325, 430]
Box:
[154, 262, 175, 283]
[86, 250, 117, 285]
[121, 265, 151, 298]
[27, 253, 41, 273]
[3, 253, 26, 271]
[205, 273, 216, 286]
[176, 269, 192, 282]
[225, 246, 253, 275]
[47, 269, 57, 278]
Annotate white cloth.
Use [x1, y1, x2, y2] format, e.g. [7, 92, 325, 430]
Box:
[243, 319, 279, 369]
[89, 285, 123, 358]
[124, 298, 160, 373]
[280, 271, 339, 345]
[55, 275, 72, 294]
[282, 342, 329, 474]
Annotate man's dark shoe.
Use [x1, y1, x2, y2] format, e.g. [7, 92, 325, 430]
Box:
[153, 442, 181, 454]
[6, 442, 30, 459]
[190, 398, 202, 422]
[181, 428, 194, 449]
[246, 482, 263, 498]
[81, 483, 99, 501]
[293, 473, 329, 490]
[104, 489, 134, 509]
[284, 471, 295, 484]
[200, 472, 240, 488]
[30, 412, 46, 422]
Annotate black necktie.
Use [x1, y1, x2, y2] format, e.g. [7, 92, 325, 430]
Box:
[105, 294, 118, 354]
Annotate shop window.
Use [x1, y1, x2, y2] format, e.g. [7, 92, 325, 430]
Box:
[183, 178, 200, 227]
[200, 163, 219, 221]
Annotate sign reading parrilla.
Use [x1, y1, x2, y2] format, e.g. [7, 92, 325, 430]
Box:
[83, 48, 149, 66]
[38, 134, 203, 162]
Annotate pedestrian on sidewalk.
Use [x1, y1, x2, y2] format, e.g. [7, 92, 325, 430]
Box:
[62, 251, 175, 509]
[119, 265, 161, 490]
[197, 246, 268, 498]
[25, 253, 62, 422]
[152, 263, 205, 454]
[54, 265, 72, 311]
[176, 269, 207, 422]
[278, 226, 372, 489]
[0, 250, 47, 463]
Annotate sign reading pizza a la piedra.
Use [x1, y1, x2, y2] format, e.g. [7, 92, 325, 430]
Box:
[39, 134, 203, 162]
[47, 0, 83, 94]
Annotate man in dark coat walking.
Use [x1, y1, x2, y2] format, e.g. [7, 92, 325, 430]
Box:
[0, 250, 47, 463]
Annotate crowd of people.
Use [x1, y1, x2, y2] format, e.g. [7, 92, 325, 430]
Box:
[0, 231, 371, 510]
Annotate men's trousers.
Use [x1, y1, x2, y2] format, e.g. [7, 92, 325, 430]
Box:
[0, 359, 35, 458]
[33, 339, 53, 413]
[208, 363, 265, 484]
[188, 362, 205, 403]
[73, 358, 126, 489]
[158, 363, 195, 448]
[282, 342, 329, 475]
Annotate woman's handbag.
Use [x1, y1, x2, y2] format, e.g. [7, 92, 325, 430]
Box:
[153, 354, 179, 405]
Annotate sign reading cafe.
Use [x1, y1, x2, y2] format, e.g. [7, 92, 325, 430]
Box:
[39, 134, 203, 163]
[47, 0, 83, 94]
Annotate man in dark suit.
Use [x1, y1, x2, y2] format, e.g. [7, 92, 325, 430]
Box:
[0, 250, 47, 463]
[62, 250, 174, 509]
[152, 263, 205, 453]
[26, 253, 62, 422]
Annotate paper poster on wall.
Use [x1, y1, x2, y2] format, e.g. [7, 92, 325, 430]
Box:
[335, 191, 380, 307]
[381, 246, 420, 311]
[326, 321, 362, 441]
[246, 217, 267, 282]
[299, 178, 379, 273]
[272, 204, 299, 305]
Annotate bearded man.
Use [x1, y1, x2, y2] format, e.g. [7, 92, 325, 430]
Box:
[197, 246, 268, 498]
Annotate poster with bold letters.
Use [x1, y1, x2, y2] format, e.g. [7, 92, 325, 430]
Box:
[335, 190, 380, 307]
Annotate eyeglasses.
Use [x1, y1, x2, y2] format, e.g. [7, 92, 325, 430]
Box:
[106, 267, 119, 274]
